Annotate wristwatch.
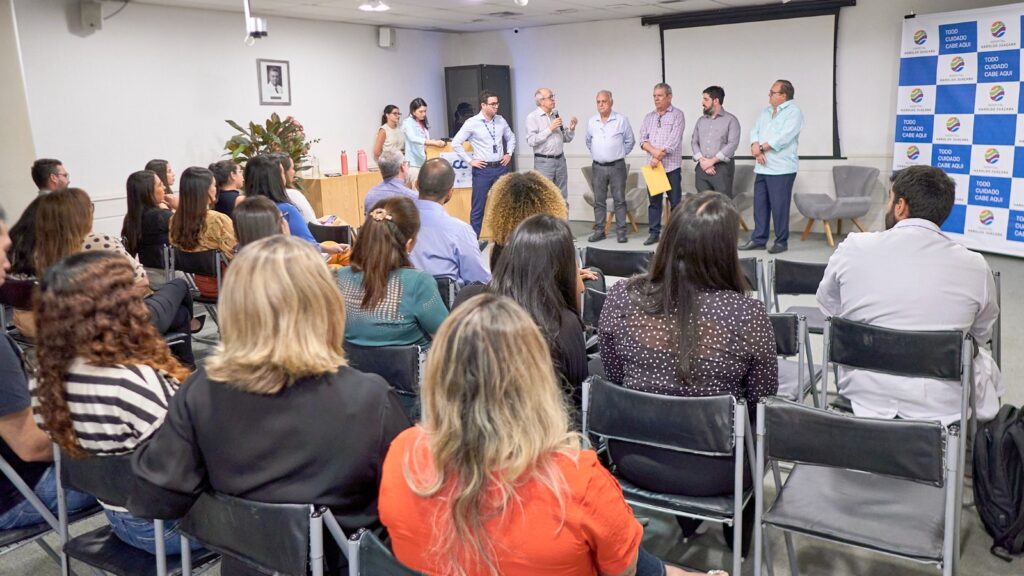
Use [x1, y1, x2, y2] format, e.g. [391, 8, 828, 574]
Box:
[758, 144, 765, 153]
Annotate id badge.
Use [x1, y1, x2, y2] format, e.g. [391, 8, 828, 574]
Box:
[493, 145, 498, 154]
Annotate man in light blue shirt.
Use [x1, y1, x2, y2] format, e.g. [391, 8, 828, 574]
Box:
[741, 79, 804, 254]
[410, 158, 491, 286]
[451, 89, 516, 237]
[585, 90, 635, 243]
[364, 149, 417, 216]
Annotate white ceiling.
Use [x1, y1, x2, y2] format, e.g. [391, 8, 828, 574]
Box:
[128, 0, 797, 33]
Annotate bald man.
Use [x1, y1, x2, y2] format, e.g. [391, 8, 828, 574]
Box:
[525, 87, 576, 204]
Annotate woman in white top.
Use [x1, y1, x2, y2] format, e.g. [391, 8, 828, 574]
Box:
[401, 98, 446, 187]
[374, 104, 405, 162]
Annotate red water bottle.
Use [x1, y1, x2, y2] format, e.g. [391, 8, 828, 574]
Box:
[340, 151, 349, 175]
[357, 149, 368, 173]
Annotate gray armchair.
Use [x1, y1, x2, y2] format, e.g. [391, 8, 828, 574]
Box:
[581, 165, 645, 234]
[795, 165, 880, 247]
[730, 164, 756, 231]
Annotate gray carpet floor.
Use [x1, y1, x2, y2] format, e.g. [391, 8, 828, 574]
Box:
[2, 221, 1020, 575]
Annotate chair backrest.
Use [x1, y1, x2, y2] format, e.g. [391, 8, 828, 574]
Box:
[585, 376, 737, 456]
[309, 223, 353, 245]
[768, 313, 799, 357]
[832, 165, 880, 199]
[732, 165, 756, 204]
[60, 451, 135, 507]
[825, 317, 964, 381]
[582, 287, 607, 331]
[348, 528, 423, 576]
[581, 247, 653, 279]
[180, 492, 315, 576]
[433, 277, 458, 311]
[762, 397, 947, 486]
[581, 165, 594, 192]
[343, 343, 421, 396]
[0, 278, 35, 310]
[171, 248, 221, 278]
[771, 259, 827, 299]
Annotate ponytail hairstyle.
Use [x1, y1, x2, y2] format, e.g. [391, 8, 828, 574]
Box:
[349, 195, 419, 309]
[381, 104, 399, 126]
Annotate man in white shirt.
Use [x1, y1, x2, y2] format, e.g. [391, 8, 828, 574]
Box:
[525, 87, 576, 204]
[817, 165, 1002, 425]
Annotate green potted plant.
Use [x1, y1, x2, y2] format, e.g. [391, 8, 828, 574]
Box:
[224, 113, 319, 177]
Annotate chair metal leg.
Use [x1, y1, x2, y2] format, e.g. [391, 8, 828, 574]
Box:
[754, 408, 766, 576]
[823, 221, 835, 247]
[311, 514, 325, 576]
[154, 519, 167, 576]
[732, 403, 746, 576]
[851, 217, 866, 233]
[181, 535, 192, 576]
[763, 527, 776, 576]
[784, 532, 798, 576]
[801, 219, 813, 241]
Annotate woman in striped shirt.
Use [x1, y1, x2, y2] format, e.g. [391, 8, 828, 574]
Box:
[31, 250, 199, 555]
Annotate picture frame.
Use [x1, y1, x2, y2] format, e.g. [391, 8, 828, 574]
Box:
[257, 59, 291, 106]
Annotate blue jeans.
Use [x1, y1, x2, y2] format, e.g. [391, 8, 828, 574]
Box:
[0, 466, 96, 529]
[647, 168, 682, 237]
[105, 510, 204, 555]
[636, 547, 667, 576]
[470, 164, 509, 236]
[751, 172, 797, 247]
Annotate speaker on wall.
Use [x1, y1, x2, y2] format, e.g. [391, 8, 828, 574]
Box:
[80, 0, 103, 31]
[378, 26, 395, 48]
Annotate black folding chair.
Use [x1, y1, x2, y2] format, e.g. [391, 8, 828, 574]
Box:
[0, 278, 36, 349]
[739, 257, 768, 305]
[58, 451, 217, 576]
[433, 277, 458, 311]
[343, 343, 424, 422]
[0, 449, 101, 574]
[754, 398, 960, 576]
[346, 528, 423, 576]
[582, 376, 754, 576]
[579, 246, 653, 279]
[768, 314, 820, 407]
[309, 223, 353, 245]
[167, 247, 221, 331]
[180, 492, 348, 576]
[767, 259, 827, 334]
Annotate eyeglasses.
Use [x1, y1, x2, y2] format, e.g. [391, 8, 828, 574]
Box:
[485, 101, 500, 108]
[389, 111, 401, 116]
[769, 90, 784, 95]
[57, 172, 70, 179]
[541, 94, 555, 100]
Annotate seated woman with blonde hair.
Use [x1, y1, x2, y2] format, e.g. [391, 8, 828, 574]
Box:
[482, 170, 567, 267]
[131, 235, 409, 575]
[380, 293, 721, 576]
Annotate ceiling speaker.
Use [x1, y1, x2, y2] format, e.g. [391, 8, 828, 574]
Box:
[378, 26, 394, 49]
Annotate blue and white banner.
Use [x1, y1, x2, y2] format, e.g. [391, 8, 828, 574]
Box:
[895, 4, 1024, 256]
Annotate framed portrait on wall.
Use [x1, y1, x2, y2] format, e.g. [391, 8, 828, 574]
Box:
[257, 59, 291, 106]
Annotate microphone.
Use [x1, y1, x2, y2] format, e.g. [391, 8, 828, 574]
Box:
[552, 108, 565, 135]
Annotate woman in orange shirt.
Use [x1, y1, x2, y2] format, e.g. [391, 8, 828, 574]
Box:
[379, 293, 718, 576]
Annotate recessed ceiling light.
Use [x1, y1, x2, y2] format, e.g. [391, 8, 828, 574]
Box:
[358, 0, 390, 12]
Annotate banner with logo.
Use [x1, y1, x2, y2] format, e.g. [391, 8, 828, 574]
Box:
[439, 152, 473, 188]
[895, 4, 1024, 257]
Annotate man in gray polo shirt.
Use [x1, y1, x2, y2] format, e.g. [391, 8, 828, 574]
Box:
[691, 85, 740, 198]
[526, 87, 576, 204]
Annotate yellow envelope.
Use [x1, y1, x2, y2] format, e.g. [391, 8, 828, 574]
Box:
[641, 164, 671, 196]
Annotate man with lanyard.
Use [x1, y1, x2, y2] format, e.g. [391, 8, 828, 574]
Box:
[741, 79, 804, 254]
[526, 87, 576, 206]
[691, 86, 740, 198]
[452, 89, 517, 237]
[638, 82, 685, 246]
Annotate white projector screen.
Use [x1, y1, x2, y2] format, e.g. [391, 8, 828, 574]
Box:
[662, 15, 839, 158]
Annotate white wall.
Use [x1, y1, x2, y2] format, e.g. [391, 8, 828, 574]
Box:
[0, 0, 37, 222]
[13, 0, 448, 233]
[446, 0, 1015, 225]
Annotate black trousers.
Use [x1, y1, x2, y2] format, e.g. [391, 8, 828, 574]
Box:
[694, 160, 736, 198]
[144, 279, 194, 366]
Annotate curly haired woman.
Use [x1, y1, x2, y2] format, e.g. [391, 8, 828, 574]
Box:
[32, 251, 200, 556]
[480, 170, 567, 268]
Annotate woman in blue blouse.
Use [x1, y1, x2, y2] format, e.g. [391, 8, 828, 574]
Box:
[337, 195, 447, 346]
[242, 154, 347, 256]
[401, 98, 446, 187]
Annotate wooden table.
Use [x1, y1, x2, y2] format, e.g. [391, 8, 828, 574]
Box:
[300, 172, 382, 227]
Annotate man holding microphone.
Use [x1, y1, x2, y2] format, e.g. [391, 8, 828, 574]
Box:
[526, 87, 576, 205]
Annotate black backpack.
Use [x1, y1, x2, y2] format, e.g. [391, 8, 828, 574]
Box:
[973, 404, 1024, 560]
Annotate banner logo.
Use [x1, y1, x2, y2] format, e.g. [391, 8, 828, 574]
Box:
[910, 88, 925, 103]
[985, 148, 1001, 164]
[991, 21, 1007, 38]
[907, 145, 921, 160]
[979, 209, 995, 225]
[989, 85, 1006, 101]
[914, 30, 928, 45]
[946, 117, 961, 132]
[950, 56, 966, 72]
